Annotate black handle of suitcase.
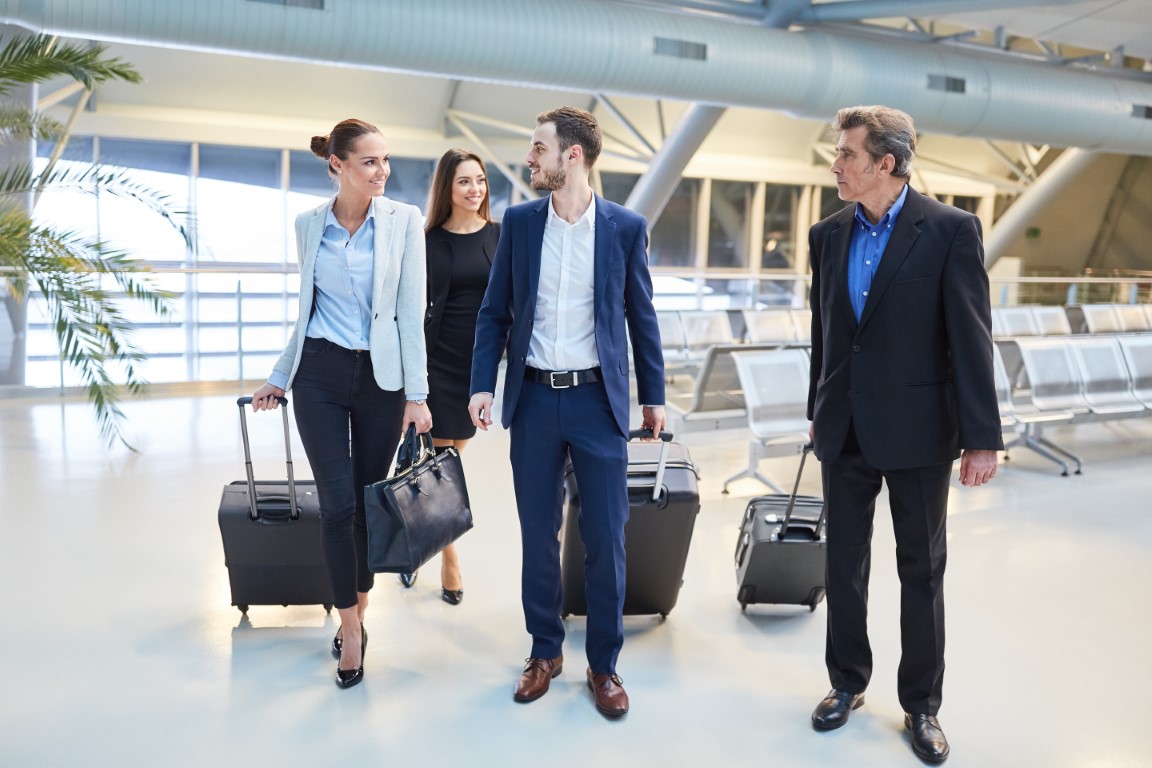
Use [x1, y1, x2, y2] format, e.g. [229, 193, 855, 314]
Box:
[780, 442, 826, 539]
[628, 429, 673, 502]
[236, 395, 300, 522]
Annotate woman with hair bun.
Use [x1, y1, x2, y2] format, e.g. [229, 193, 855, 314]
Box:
[395, 149, 497, 604]
[250, 118, 432, 689]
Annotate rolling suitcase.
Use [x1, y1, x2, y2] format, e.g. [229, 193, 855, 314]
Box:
[218, 396, 334, 614]
[734, 443, 827, 611]
[561, 430, 700, 618]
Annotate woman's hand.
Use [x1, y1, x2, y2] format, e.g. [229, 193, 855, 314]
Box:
[251, 382, 286, 412]
[404, 400, 433, 434]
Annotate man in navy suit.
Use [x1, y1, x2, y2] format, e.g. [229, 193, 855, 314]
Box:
[468, 106, 665, 718]
[807, 106, 1002, 763]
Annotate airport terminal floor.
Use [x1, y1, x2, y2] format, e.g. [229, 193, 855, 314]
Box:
[1, 383, 1149, 767]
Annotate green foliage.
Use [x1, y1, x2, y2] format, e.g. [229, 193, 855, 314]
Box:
[0, 34, 187, 450]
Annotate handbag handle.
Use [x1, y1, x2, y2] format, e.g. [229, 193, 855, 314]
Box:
[394, 424, 434, 475]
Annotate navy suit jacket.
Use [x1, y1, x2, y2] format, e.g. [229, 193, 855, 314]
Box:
[807, 186, 1003, 469]
[470, 194, 665, 436]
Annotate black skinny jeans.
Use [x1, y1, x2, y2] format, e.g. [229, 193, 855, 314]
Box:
[291, 337, 405, 609]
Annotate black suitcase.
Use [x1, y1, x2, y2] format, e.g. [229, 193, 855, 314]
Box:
[561, 430, 700, 618]
[218, 396, 334, 614]
[734, 443, 827, 611]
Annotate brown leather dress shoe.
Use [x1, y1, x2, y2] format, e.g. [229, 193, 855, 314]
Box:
[586, 668, 629, 718]
[513, 656, 563, 702]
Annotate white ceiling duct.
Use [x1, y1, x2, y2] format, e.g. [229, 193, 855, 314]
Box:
[3, 0, 1152, 155]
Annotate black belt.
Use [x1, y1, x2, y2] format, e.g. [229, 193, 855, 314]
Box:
[524, 366, 602, 389]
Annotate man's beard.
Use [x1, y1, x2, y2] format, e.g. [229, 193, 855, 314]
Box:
[531, 166, 566, 191]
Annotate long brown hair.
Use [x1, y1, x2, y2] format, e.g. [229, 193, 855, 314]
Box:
[425, 148, 491, 232]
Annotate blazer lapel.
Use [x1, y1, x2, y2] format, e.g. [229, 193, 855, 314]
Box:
[857, 188, 923, 332]
[593, 195, 615, 315]
[372, 196, 398, 306]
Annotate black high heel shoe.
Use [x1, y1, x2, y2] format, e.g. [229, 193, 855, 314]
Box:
[331, 630, 342, 658]
[335, 624, 367, 689]
[441, 587, 464, 605]
[399, 571, 418, 588]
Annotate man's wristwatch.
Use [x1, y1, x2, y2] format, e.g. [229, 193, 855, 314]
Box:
[411, 399, 426, 406]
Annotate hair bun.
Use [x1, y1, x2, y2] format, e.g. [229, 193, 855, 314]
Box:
[310, 135, 330, 158]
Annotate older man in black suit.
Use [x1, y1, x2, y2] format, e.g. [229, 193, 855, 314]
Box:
[806, 105, 1002, 764]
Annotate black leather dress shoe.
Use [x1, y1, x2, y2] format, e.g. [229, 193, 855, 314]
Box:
[398, 571, 418, 588]
[905, 713, 950, 763]
[335, 624, 367, 689]
[811, 689, 865, 731]
[441, 587, 464, 605]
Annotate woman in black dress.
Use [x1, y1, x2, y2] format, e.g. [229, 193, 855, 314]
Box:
[403, 148, 497, 604]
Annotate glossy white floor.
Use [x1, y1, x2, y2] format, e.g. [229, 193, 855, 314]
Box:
[1, 387, 1149, 768]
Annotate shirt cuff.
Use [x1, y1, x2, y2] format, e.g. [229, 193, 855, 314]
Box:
[268, 371, 289, 390]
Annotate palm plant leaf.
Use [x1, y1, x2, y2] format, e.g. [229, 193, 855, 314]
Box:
[0, 32, 188, 450]
[0, 210, 174, 449]
[0, 104, 63, 141]
[0, 34, 141, 96]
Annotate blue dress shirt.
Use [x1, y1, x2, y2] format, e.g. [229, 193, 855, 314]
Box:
[847, 184, 909, 321]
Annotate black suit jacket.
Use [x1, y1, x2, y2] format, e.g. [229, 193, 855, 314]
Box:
[807, 187, 1003, 470]
[424, 221, 499, 352]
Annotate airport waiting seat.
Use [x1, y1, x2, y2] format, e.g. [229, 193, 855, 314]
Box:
[742, 308, 797, 344]
[1079, 304, 1123, 334]
[666, 343, 783, 433]
[791, 308, 813, 344]
[1114, 304, 1151, 333]
[657, 310, 694, 377]
[1066, 337, 1146, 419]
[680, 310, 736, 351]
[721, 349, 811, 494]
[1117, 335, 1152, 408]
[1031, 306, 1073, 336]
[997, 307, 1041, 337]
[995, 344, 1080, 476]
[1010, 338, 1092, 474]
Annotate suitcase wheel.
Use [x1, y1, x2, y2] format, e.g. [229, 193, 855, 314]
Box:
[237, 604, 249, 614]
[737, 585, 754, 611]
[659, 612, 668, 619]
[323, 604, 333, 614]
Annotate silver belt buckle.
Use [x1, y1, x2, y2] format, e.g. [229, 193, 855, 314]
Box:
[549, 370, 572, 389]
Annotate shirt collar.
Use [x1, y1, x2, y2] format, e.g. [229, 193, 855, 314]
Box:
[854, 183, 909, 230]
[547, 192, 597, 230]
[324, 198, 377, 233]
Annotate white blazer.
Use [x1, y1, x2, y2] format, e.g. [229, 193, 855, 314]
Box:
[271, 195, 429, 394]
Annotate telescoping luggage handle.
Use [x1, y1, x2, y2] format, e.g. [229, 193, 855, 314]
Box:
[780, 442, 826, 538]
[628, 428, 673, 502]
[236, 396, 300, 522]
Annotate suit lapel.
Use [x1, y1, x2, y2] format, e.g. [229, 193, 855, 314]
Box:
[857, 188, 923, 332]
[828, 208, 857, 330]
[593, 195, 615, 315]
[525, 196, 549, 302]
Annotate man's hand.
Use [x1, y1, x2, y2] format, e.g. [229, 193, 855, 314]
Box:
[959, 449, 998, 487]
[469, 393, 494, 432]
[641, 405, 666, 438]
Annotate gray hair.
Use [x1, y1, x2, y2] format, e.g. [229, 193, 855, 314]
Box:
[833, 105, 916, 179]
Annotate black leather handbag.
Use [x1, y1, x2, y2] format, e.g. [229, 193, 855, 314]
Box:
[364, 425, 473, 573]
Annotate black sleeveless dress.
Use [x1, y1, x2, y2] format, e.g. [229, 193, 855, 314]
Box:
[427, 227, 492, 439]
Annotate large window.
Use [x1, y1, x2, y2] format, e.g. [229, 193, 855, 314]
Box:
[649, 178, 698, 268]
[708, 180, 752, 269]
[761, 184, 803, 270]
[197, 145, 284, 263]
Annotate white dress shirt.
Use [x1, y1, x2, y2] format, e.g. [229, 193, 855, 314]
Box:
[526, 194, 600, 371]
